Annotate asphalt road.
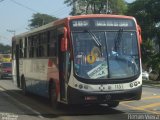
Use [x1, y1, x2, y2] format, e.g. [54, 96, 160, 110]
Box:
[0, 79, 160, 120]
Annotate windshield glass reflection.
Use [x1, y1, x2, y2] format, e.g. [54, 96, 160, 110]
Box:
[72, 31, 140, 79]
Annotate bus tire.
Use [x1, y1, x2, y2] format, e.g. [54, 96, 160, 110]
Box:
[21, 76, 27, 95]
[107, 101, 119, 108]
[49, 82, 60, 109]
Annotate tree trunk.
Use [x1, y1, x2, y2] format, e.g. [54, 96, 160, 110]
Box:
[86, 3, 89, 14]
[94, 3, 96, 13]
[157, 71, 160, 81]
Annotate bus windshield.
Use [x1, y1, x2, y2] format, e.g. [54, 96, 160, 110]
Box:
[72, 31, 140, 79]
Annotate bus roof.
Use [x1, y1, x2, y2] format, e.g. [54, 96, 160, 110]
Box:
[68, 14, 135, 20]
[13, 14, 135, 40]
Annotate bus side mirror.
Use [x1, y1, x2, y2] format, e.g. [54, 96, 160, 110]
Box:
[61, 27, 68, 52]
[138, 25, 142, 44]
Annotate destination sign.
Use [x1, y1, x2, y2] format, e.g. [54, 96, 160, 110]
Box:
[94, 19, 134, 27]
[72, 20, 89, 27]
[71, 18, 135, 28]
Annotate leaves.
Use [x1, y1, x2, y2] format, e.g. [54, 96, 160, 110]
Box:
[28, 13, 58, 29]
[0, 43, 11, 54]
[127, 0, 160, 79]
[64, 0, 127, 15]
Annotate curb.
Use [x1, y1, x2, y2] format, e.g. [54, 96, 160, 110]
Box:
[143, 84, 160, 89]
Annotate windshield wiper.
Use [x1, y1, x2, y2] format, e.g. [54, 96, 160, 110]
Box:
[84, 30, 103, 56]
[114, 28, 123, 52]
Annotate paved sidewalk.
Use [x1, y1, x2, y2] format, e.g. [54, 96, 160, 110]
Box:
[0, 79, 21, 91]
[143, 80, 160, 88]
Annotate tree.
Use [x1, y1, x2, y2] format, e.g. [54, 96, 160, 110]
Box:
[127, 0, 160, 80]
[29, 13, 58, 29]
[64, 0, 127, 15]
[0, 43, 11, 54]
[127, 0, 155, 39]
[127, 0, 160, 46]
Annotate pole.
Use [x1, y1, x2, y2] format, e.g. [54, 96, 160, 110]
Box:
[106, 0, 109, 14]
[73, 0, 77, 15]
[6, 29, 16, 36]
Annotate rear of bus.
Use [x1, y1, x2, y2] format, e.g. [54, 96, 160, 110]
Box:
[66, 14, 142, 106]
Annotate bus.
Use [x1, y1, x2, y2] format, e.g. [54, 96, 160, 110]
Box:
[12, 14, 142, 108]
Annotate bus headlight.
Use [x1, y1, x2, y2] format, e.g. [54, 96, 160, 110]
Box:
[134, 82, 138, 86]
[79, 84, 83, 89]
[130, 83, 133, 88]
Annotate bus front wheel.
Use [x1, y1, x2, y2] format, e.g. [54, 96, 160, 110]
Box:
[107, 101, 119, 108]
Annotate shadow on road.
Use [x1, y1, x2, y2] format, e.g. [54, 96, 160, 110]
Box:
[0, 79, 129, 119]
[0, 88, 125, 119]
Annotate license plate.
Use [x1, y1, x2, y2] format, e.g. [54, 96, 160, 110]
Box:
[114, 84, 124, 90]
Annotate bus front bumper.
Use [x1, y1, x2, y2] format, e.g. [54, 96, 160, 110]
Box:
[67, 86, 142, 104]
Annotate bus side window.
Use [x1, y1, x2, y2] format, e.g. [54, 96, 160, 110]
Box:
[24, 37, 27, 58]
[31, 35, 37, 57]
[38, 32, 48, 57]
[28, 37, 34, 58]
[48, 29, 57, 57]
[19, 39, 23, 58]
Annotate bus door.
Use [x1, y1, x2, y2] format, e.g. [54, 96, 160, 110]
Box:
[58, 31, 70, 101]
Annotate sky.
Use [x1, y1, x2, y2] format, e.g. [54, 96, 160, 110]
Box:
[0, 0, 134, 45]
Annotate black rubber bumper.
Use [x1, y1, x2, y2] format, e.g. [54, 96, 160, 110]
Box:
[67, 85, 142, 104]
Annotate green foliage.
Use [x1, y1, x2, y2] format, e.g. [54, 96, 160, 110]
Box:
[127, 0, 155, 40]
[127, 0, 160, 40]
[109, 0, 127, 14]
[151, 53, 160, 71]
[142, 39, 156, 64]
[64, 0, 127, 15]
[127, 0, 160, 79]
[29, 13, 58, 29]
[146, 52, 160, 80]
[0, 43, 11, 54]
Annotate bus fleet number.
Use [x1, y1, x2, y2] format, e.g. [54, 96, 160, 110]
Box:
[115, 84, 124, 90]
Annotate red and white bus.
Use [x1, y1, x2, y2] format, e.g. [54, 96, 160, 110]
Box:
[12, 14, 142, 108]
